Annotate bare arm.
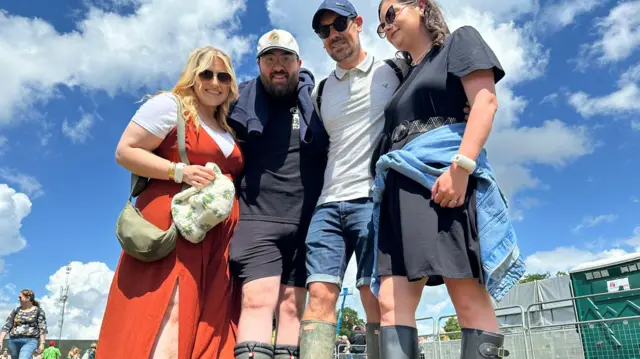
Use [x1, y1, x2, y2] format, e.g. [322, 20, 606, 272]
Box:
[115, 122, 173, 180]
[457, 69, 498, 164]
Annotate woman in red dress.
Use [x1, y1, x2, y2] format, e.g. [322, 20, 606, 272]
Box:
[97, 46, 243, 359]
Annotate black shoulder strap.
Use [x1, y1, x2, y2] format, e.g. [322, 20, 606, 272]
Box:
[383, 59, 404, 83]
[316, 78, 328, 115]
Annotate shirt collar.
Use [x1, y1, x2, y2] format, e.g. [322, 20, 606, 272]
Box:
[333, 52, 374, 80]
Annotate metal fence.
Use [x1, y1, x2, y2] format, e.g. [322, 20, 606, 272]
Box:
[332, 290, 640, 358]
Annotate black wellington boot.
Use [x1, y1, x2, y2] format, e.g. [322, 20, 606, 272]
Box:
[379, 325, 419, 359]
[273, 344, 299, 359]
[365, 323, 381, 359]
[460, 328, 510, 358]
[234, 341, 274, 359]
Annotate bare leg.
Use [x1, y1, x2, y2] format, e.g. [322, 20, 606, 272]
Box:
[150, 282, 179, 359]
[237, 276, 281, 343]
[444, 278, 498, 332]
[378, 276, 425, 327]
[275, 285, 306, 345]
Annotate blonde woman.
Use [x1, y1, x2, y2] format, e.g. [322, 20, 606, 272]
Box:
[0, 290, 47, 359]
[97, 46, 243, 358]
[66, 347, 79, 359]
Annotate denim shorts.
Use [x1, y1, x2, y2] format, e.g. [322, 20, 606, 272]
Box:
[305, 197, 375, 289]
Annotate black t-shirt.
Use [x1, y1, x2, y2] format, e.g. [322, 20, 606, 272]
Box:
[349, 330, 366, 353]
[383, 26, 505, 152]
[236, 93, 323, 224]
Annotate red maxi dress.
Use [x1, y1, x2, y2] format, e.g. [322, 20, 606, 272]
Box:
[97, 121, 243, 359]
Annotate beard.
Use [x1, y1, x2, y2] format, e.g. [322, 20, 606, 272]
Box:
[328, 35, 359, 63]
[260, 70, 299, 97]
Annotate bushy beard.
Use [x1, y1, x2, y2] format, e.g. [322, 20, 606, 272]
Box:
[260, 69, 298, 97]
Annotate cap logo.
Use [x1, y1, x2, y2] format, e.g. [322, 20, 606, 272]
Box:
[268, 31, 280, 43]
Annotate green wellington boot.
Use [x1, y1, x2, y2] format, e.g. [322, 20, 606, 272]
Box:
[299, 320, 337, 359]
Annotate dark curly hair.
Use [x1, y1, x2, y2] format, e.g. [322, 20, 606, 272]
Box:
[378, 0, 451, 65]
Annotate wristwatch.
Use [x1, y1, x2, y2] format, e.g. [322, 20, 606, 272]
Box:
[452, 154, 476, 173]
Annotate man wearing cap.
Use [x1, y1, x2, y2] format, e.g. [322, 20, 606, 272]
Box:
[42, 341, 61, 359]
[228, 29, 328, 359]
[298, 1, 408, 358]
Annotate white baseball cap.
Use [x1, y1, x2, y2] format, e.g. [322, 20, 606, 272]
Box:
[257, 29, 300, 58]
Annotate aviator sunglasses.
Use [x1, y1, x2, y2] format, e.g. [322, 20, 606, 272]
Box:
[315, 15, 353, 40]
[377, 1, 413, 38]
[198, 69, 232, 85]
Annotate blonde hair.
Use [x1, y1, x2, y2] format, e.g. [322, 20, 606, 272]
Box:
[147, 46, 239, 135]
[20, 289, 40, 307]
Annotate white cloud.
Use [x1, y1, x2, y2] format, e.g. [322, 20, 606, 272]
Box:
[0, 168, 44, 198]
[525, 247, 629, 274]
[0, 0, 253, 124]
[0, 184, 32, 256]
[632, 120, 640, 131]
[569, 84, 640, 118]
[539, 92, 559, 105]
[62, 114, 95, 144]
[38, 262, 114, 340]
[576, 0, 640, 67]
[486, 119, 593, 199]
[625, 226, 640, 249]
[538, 0, 606, 31]
[0, 263, 115, 340]
[573, 214, 618, 233]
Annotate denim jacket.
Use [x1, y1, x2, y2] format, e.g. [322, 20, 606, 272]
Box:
[370, 123, 525, 302]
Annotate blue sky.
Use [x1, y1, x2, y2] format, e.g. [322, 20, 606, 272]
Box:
[1, 0, 639, 338]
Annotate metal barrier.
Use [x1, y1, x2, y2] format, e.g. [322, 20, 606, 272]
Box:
[335, 344, 367, 358]
[416, 316, 438, 359]
[328, 291, 640, 359]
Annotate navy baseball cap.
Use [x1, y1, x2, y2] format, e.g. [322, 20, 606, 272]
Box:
[312, 0, 358, 31]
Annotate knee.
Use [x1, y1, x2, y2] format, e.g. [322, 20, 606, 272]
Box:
[306, 283, 339, 318]
[242, 281, 279, 313]
[278, 291, 305, 321]
[377, 292, 396, 321]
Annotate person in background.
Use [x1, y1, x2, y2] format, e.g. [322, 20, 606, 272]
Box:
[372, 0, 524, 358]
[97, 46, 243, 358]
[41, 342, 60, 359]
[227, 29, 327, 359]
[1, 348, 11, 359]
[347, 325, 366, 357]
[0, 290, 47, 359]
[80, 344, 95, 359]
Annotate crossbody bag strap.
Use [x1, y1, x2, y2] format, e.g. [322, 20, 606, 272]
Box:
[128, 94, 190, 199]
[174, 96, 189, 166]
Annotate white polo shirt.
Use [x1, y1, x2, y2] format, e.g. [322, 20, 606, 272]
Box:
[312, 53, 405, 205]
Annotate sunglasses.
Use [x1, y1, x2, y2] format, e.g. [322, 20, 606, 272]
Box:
[377, 2, 412, 38]
[198, 70, 232, 85]
[315, 15, 353, 40]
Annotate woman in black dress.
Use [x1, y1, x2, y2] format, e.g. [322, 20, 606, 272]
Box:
[374, 0, 513, 358]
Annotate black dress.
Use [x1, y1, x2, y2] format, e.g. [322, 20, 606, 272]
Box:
[376, 26, 505, 286]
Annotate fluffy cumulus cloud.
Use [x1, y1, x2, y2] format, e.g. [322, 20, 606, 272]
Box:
[0, 0, 254, 125]
[524, 247, 629, 274]
[576, 0, 640, 67]
[0, 184, 32, 258]
[538, 0, 608, 32]
[0, 262, 116, 340]
[569, 61, 640, 119]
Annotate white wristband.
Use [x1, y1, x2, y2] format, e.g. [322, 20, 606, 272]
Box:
[174, 163, 186, 183]
[452, 154, 476, 173]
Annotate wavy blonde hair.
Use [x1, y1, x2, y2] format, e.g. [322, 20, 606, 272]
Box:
[149, 46, 239, 135]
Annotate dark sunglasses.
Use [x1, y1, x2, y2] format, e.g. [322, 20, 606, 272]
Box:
[315, 15, 353, 40]
[198, 70, 232, 84]
[377, 2, 412, 38]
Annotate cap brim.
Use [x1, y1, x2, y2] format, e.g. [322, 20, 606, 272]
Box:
[312, 8, 353, 30]
[257, 46, 298, 57]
